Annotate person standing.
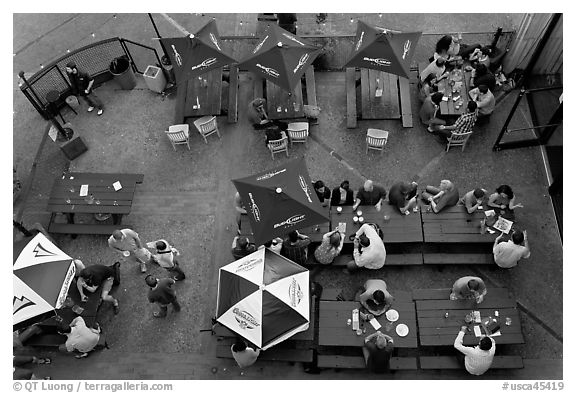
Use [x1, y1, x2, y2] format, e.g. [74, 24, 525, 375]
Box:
[108, 229, 153, 273]
[65, 61, 104, 116]
[234, 191, 247, 235]
[450, 276, 487, 304]
[231, 339, 260, 368]
[493, 229, 531, 268]
[148, 239, 186, 281]
[57, 316, 101, 358]
[145, 275, 181, 318]
[453, 326, 495, 376]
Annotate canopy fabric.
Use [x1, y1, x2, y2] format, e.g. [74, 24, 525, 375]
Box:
[345, 20, 422, 79]
[13, 233, 75, 328]
[238, 23, 321, 91]
[232, 158, 329, 245]
[160, 20, 237, 84]
[216, 248, 309, 350]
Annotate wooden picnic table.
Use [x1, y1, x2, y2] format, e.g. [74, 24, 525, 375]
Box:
[415, 288, 524, 347]
[174, 67, 223, 123]
[264, 67, 317, 121]
[318, 295, 417, 348]
[437, 66, 472, 116]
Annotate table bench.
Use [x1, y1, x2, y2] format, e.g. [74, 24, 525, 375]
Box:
[216, 343, 313, 363]
[227, 64, 240, 123]
[48, 222, 131, 236]
[314, 253, 423, 267]
[412, 288, 512, 301]
[423, 253, 494, 265]
[317, 355, 417, 370]
[345, 68, 358, 128]
[420, 355, 524, 370]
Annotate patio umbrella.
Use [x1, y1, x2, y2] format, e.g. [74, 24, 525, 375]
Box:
[238, 23, 322, 91]
[232, 158, 329, 245]
[160, 19, 237, 84]
[13, 233, 75, 330]
[216, 248, 309, 350]
[345, 20, 422, 79]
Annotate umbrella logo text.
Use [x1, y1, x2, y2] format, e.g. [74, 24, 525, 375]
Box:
[355, 31, 365, 51]
[363, 57, 392, 67]
[256, 168, 286, 181]
[248, 192, 261, 222]
[298, 175, 313, 203]
[233, 308, 260, 330]
[235, 257, 263, 273]
[56, 265, 75, 308]
[274, 214, 306, 229]
[209, 33, 222, 51]
[13, 295, 35, 315]
[282, 33, 306, 46]
[171, 45, 183, 67]
[293, 53, 309, 74]
[253, 35, 269, 54]
[191, 58, 218, 71]
[256, 64, 280, 78]
[288, 278, 303, 307]
[32, 243, 57, 258]
[402, 40, 411, 59]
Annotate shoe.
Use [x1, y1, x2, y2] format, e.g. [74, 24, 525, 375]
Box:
[140, 263, 147, 273]
[97, 109, 103, 116]
[153, 312, 167, 318]
[113, 302, 119, 315]
[87, 106, 94, 112]
[75, 353, 89, 359]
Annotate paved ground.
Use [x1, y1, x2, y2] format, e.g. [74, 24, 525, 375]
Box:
[12, 13, 563, 383]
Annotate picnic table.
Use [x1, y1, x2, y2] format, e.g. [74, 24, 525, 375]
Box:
[47, 172, 143, 235]
[318, 295, 417, 348]
[264, 67, 317, 121]
[174, 67, 224, 124]
[437, 66, 471, 116]
[414, 288, 524, 346]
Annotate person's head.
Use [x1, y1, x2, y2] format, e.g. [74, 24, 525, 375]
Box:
[496, 184, 514, 200]
[439, 179, 454, 192]
[57, 324, 72, 335]
[314, 180, 325, 193]
[359, 233, 370, 247]
[231, 340, 247, 353]
[375, 334, 388, 349]
[473, 188, 485, 199]
[263, 239, 273, 248]
[436, 35, 453, 54]
[511, 230, 525, 245]
[237, 237, 249, 250]
[480, 46, 492, 56]
[479, 336, 493, 351]
[111, 230, 123, 240]
[329, 231, 341, 248]
[156, 240, 168, 251]
[475, 63, 488, 76]
[288, 230, 299, 243]
[340, 180, 350, 191]
[467, 100, 478, 113]
[435, 57, 446, 67]
[467, 279, 480, 291]
[363, 180, 374, 192]
[65, 61, 77, 74]
[145, 274, 158, 288]
[478, 84, 489, 94]
[373, 290, 386, 304]
[431, 92, 444, 105]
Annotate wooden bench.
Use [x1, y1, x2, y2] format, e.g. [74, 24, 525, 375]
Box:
[320, 288, 413, 302]
[317, 355, 417, 370]
[305, 67, 317, 107]
[412, 287, 512, 301]
[423, 253, 494, 265]
[345, 68, 358, 128]
[325, 253, 423, 267]
[420, 355, 524, 370]
[227, 64, 239, 123]
[253, 75, 264, 100]
[216, 343, 313, 363]
[48, 222, 131, 236]
[398, 76, 413, 127]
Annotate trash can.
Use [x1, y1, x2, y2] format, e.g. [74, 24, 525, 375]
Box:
[109, 56, 137, 90]
[143, 65, 167, 93]
[65, 95, 80, 111]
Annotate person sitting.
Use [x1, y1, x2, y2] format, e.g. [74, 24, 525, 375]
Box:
[454, 326, 495, 376]
[248, 98, 272, 129]
[419, 92, 446, 132]
[459, 188, 486, 214]
[231, 339, 260, 369]
[281, 230, 311, 265]
[469, 46, 492, 69]
[314, 228, 344, 265]
[436, 101, 478, 142]
[421, 180, 460, 213]
[347, 223, 387, 272]
[330, 180, 354, 206]
[352, 180, 387, 212]
[57, 316, 101, 358]
[470, 64, 496, 92]
[432, 34, 466, 64]
[231, 236, 257, 260]
[418, 73, 438, 103]
[77, 264, 120, 314]
[358, 279, 394, 316]
[493, 229, 530, 268]
[388, 181, 418, 214]
[450, 276, 487, 304]
[262, 237, 283, 254]
[363, 331, 394, 374]
[313, 180, 331, 207]
[420, 57, 449, 83]
[487, 185, 524, 212]
[469, 85, 495, 120]
[264, 126, 287, 147]
[234, 191, 247, 235]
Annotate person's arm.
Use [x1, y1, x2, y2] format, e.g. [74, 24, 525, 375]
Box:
[487, 193, 502, 209]
[493, 233, 504, 252]
[77, 276, 88, 301]
[508, 195, 524, 209]
[337, 233, 345, 253]
[231, 236, 238, 249]
[85, 78, 94, 94]
[353, 238, 364, 267]
[453, 327, 475, 356]
[465, 195, 479, 214]
[108, 238, 125, 253]
[468, 88, 478, 101]
[352, 194, 361, 211]
[522, 231, 531, 257]
[70, 316, 84, 328]
[355, 224, 367, 238]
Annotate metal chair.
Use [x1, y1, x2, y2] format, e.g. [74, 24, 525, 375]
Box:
[446, 131, 473, 152]
[267, 136, 289, 160]
[165, 124, 190, 150]
[286, 122, 309, 147]
[366, 128, 389, 155]
[193, 116, 221, 144]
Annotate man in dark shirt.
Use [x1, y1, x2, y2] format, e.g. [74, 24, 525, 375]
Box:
[231, 236, 257, 260]
[331, 180, 354, 206]
[363, 331, 394, 373]
[313, 180, 331, 207]
[145, 275, 181, 318]
[281, 230, 311, 265]
[388, 181, 419, 214]
[353, 180, 387, 211]
[77, 264, 119, 314]
[65, 61, 104, 116]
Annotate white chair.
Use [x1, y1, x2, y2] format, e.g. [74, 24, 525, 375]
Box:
[286, 122, 309, 147]
[446, 131, 473, 152]
[193, 116, 221, 144]
[165, 124, 190, 150]
[267, 136, 289, 160]
[366, 128, 389, 155]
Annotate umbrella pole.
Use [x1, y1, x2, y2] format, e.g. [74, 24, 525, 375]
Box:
[13, 220, 33, 237]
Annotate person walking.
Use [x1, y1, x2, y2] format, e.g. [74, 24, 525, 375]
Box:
[145, 275, 181, 318]
[108, 229, 153, 273]
[65, 61, 104, 116]
[148, 239, 186, 280]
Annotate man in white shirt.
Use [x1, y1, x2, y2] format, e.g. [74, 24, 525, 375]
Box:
[346, 224, 386, 272]
[493, 229, 530, 268]
[454, 326, 495, 376]
[108, 229, 153, 273]
[469, 84, 495, 118]
[231, 340, 260, 368]
[58, 316, 101, 358]
[420, 58, 449, 83]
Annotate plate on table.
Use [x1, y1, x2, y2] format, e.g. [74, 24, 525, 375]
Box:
[385, 309, 399, 322]
[396, 323, 409, 337]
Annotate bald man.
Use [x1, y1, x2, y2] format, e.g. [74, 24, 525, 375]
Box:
[353, 180, 387, 212]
